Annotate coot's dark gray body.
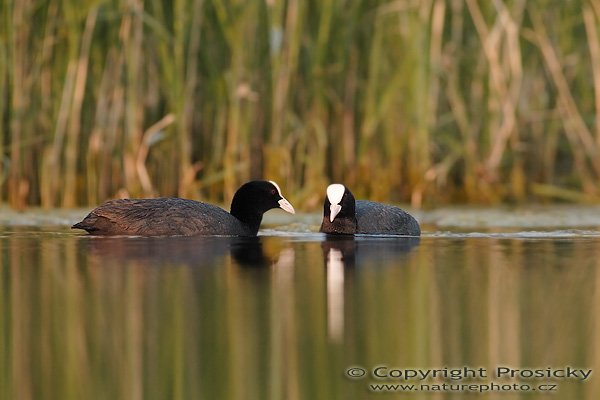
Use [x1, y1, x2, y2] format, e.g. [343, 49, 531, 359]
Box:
[319, 184, 420, 236]
[355, 200, 421, 236]
[73, 198, 256, 236]
[72, 180, 295, 237]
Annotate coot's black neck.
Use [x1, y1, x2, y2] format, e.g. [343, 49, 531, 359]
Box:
[230, 198, 264, 235]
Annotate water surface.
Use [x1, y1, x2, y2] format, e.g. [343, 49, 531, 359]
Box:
[1, 211, 599, 399]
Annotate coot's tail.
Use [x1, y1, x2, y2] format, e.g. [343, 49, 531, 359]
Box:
[72, 220, 97, 233]
[71, 221, 85, 230]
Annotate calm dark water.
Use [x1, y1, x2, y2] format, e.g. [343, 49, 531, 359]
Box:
[0, 225, 599, 400]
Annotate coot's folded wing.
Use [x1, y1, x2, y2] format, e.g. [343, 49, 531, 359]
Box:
[356, 201, 420, 236]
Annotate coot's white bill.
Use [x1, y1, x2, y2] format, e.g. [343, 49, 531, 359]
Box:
[278, 198, 295, 214]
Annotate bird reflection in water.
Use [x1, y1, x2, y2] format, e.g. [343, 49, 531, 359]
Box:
[79, 235, 279, 268]
[322, 235, 421, 342]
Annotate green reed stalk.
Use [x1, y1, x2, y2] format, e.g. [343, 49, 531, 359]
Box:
[177, 0, 203, 198]
[584, 3, 600, 147]
[63, 7, 98, 207]
[7, 0, 30, 209]
[0, 0, 7, 203]
[123, 0, 145, 197]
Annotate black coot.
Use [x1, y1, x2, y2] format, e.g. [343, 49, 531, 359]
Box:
[72, 180, 295, 236]
[319, 184, 420, 236]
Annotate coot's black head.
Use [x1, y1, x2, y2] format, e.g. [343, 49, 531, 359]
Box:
[230, 180, 295, 233]
[319, 183, 357, 235]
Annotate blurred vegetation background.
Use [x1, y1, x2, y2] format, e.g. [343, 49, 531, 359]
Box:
[2, 0, 600, 210]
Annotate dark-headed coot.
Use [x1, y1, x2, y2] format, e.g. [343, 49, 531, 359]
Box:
[319, 184, 420, 236]
[72, 180, 295, 236]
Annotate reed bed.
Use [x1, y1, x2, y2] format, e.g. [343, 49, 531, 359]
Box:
[2, 0, 600, 209]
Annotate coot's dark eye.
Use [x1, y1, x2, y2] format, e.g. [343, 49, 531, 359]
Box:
[270, 189, 277, 195]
